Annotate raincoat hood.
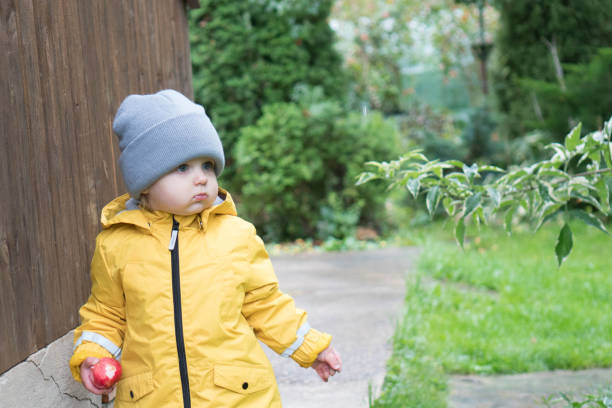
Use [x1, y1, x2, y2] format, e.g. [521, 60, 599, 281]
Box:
[100, 188, 237, 231]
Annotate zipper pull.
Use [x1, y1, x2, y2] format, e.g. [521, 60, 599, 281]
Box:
[169, 218, 179, 251]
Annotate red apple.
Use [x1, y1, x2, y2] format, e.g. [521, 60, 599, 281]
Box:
[92, 358, 122, 388]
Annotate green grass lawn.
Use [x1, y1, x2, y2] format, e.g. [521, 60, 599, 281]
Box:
[373, 221, 612, 408]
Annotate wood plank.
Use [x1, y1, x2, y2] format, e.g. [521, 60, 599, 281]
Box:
[1, 0, 194, 373]
[0, 0, 26, 372]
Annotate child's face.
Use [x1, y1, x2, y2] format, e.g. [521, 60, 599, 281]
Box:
[143, 158, 218, 215]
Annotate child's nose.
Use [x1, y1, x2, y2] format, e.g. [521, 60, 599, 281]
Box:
[194, 168, 208, 184]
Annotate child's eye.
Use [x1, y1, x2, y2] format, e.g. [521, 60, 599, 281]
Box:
[177, 164, 189, 173]
[202, 161, 214, 171]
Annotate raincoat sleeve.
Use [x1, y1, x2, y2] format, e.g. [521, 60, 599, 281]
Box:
[69, 234, 126, 382]
[241, 225, 332, 368]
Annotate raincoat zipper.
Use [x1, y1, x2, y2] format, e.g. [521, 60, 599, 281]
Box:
[170, 218, 191, 408]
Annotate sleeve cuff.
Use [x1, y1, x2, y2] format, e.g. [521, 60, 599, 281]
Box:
[69, 342, 113, 382]
[290, 328, 332, 368]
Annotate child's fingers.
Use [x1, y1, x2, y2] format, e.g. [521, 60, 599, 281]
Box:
[82, 357, 100, 368]
[313, 361, 331, 382]
[324, 347, 342, 372]
[80, 358, 114, 395]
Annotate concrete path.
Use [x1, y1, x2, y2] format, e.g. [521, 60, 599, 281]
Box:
[450, 368, 612, 407]
[264, 247, 419, 408]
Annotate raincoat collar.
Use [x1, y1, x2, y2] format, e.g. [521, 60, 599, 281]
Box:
[100, 188, 237, 231]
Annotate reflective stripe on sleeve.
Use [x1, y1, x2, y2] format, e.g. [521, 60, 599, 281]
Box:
[73, 331, 122, 358]
[280, 322, 311, 358]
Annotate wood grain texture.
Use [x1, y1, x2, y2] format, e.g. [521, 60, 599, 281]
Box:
[1, 0, 194, 373]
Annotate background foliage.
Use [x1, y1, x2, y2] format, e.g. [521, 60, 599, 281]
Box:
[493, 0, 612, 140]
[523, 47, 612, 139]
[189, 0, 612, 247]
[332, 0, 498, 114]
[236, 87, 399, 241]
[189, 0, 346, 183]
[190, 0, 402, 241]
[359, 118, 612, 265]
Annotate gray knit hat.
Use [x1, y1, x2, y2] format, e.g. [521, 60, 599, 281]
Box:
[112, 89, 224, 198]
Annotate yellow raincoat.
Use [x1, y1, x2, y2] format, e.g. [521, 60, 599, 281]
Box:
[69, 190, 331, 407]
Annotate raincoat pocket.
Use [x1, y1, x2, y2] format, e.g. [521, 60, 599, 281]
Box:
[213, 364, 273, 394]
[115, 371, 154, 402]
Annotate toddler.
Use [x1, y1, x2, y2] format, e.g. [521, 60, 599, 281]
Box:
[69, 89, 341, 407]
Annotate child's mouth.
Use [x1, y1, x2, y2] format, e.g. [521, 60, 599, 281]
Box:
[193, 193, 208, 201]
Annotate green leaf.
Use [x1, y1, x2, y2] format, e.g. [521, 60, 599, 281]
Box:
[477, 165, 505, 173]
[569, 210, 609, 234]
[587, 148, 601, 163]
[595, 177, 610, 213]
[535, 203, 563, 231]
[443, 197, 456, 217]
[537, 168, 570, 179]
[555, 223, 573, 267]
[547, 143, 570, 162]
[355, 172, 378, 186]
[464, 193, 482, 218]
[364, 160, 385, 169]
[538, 181, 551, 202]
[474, 206, 486, 226]
[565, 122, 582, 151]
[455, 218, 465, 249]
[570, 176, 597, 191]
[406, 178, 420, 198]
[486, 187, 501, 208]
[426, 186, 441, 218]
[445, 160, 465, 168]
[506, 169, 528, 186]
[405, 150, 428, 162]
[446, 173, 470, 183]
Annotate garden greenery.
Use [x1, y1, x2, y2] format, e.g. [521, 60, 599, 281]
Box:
[189, 0, 402, 242]
[522, 47, 612, 138]
[189, 0, 345, 184]
[236, 87, 399, 242]
[358, 116, 612, 266]
[493, 0, 612, 139]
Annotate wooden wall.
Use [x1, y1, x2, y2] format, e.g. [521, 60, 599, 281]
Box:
[0, 0, 195, 373]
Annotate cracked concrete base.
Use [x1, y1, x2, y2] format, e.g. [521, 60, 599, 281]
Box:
[0, 331, 103, 408]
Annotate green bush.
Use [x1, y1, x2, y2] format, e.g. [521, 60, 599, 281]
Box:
[189, 0, 346, 185]
[492, 0, 612, 139]
[235, 89, 399, 241]
[523, 47, 612, 139]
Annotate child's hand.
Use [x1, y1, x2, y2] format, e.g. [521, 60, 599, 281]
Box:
[80, 357, 116, 395]
[311, 345, 342, 382]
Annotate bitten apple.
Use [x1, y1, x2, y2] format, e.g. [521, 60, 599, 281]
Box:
[92, 358, 122, 388]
